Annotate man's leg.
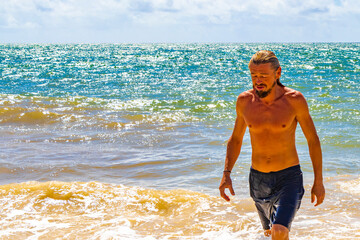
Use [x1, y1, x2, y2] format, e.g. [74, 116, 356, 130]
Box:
[249, 169, 273, 235]
[270, 166, 304, 239]
[271, 224, 289, 240]
[254, 202, 271, 233]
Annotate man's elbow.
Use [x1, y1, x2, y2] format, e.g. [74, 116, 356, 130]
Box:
[228, 136, 242, 146]
[307, 134, 321, 146]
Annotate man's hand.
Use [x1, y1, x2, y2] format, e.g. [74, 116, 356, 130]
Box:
[311, 181, 325, 206]
[219, 173, 235, 201]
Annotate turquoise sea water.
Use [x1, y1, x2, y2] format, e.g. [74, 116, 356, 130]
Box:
[0, 43, 359, 239]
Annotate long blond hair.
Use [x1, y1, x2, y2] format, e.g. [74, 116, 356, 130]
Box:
[249, 50, 284, 87]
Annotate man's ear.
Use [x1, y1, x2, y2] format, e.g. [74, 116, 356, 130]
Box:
[276, 66, 282, 79]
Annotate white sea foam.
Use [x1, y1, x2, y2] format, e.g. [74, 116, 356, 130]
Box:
[336, 177, 360, 195]
[0, 179, 360, 239]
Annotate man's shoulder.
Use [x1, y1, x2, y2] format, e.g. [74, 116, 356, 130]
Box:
[237, 90, 254, 100]
[283, 87, 306, 101]
[283, 87, 308, 109]
[236, 90, 254, 110]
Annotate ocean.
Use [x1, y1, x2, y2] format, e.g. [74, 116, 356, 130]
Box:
[0, 43, 359, 239]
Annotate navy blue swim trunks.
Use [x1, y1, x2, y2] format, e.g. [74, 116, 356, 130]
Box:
[249, 165, 304, 231]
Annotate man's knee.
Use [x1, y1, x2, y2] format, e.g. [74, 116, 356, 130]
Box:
[271, 224, 289, 240]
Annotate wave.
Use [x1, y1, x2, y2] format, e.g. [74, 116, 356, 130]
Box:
[0, 181, 260, 239]
[1, 177, 360, 239]
[1, 93, 358, 150]
[0, 94, 229, 128]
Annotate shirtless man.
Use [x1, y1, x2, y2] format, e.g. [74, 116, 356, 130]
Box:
[219, 50, 325, 240]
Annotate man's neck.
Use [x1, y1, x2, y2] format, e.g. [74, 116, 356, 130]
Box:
[257, 85, 284, 105]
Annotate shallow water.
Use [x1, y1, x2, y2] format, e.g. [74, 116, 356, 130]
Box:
[0, 43, 359, 239]
[1, 176, 360, 239]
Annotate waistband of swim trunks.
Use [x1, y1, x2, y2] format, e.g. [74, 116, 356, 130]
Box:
[250, 164, 301, 176]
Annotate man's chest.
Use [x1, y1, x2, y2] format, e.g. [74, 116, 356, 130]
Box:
[243, 101, 297, 131]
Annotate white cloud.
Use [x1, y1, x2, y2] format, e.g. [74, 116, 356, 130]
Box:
[0, 0, 359, 42]
[2, 0, 358, 27]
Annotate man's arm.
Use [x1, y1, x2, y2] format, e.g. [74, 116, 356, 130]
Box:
[294, 92, 325, 206]
[219, 95, 247, 201]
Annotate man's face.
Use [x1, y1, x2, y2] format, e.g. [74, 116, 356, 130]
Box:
[249, 62, 281, 98]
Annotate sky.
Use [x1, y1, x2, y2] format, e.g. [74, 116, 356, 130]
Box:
[0, 0, 359, 43]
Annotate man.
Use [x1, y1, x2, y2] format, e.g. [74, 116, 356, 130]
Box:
[219, 50, 325, 240]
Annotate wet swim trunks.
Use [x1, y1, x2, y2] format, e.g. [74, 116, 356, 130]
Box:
[249, 165, 304, 230]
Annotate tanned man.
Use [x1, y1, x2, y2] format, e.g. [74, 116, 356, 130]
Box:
[219, 50, 325, 240]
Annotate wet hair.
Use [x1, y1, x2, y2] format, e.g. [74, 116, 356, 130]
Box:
[249, 50, 284, 87]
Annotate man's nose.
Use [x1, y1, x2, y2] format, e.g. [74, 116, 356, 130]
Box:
[254, 77, 262, 84]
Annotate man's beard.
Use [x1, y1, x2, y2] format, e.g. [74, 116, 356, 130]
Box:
[254, 81, 276, 98]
